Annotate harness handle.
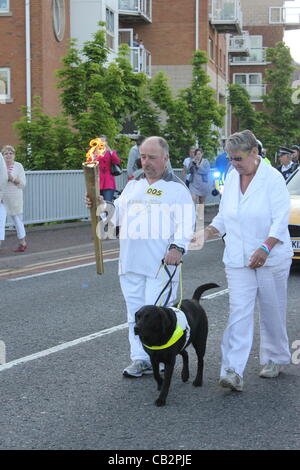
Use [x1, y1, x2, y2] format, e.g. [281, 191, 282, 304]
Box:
[154, 261, 182, 307]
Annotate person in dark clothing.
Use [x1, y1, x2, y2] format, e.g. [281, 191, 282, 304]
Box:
[276, 147, 298, 181]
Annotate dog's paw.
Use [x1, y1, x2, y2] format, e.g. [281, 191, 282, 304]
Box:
[155, 397, 166, 407]
[181, 370, 189, 382]
[192, 379, 203, 387]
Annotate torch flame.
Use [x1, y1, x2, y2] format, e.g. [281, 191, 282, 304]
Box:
[86, 138, 106, 163]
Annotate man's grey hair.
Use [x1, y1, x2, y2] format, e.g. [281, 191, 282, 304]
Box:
[225, 130, 258, 154]
[142, 136, 169, 156]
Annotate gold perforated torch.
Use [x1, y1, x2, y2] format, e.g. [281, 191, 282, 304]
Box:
[83, 138, 106, 274]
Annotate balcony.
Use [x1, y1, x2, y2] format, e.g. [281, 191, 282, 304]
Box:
[269, 6, 300, 30]
[240, 84, 267, 102]
[230, 47, 269, 65]
[129, 46, 151, 76]
[119, 0, 152, 24]
[228, 31, 250, 56]
[210, 0, 243, 34]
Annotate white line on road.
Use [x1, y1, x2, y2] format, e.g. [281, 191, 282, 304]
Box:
[7, 257, 119, 281]
[0, 323, 128, 373]
[0, 285, 229, 374]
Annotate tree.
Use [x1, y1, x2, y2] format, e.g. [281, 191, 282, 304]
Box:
[13, 97, 74, 170]
[228, 83, 258, 132]
[14, 25, 147, 169]
[258, 42, 299, 157]
[134, 51, 226, 165]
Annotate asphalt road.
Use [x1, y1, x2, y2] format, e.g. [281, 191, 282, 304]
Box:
[0, 238, 299, 451]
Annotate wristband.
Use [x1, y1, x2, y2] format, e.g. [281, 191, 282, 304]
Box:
[260, 244, 270, 255]
[263, 242, 272, 252]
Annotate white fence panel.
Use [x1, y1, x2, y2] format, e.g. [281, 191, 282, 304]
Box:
[17, 169, 218, 225]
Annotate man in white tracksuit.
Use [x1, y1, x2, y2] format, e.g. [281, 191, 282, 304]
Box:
[89, 137, 195, 377]
[116, 137, 195, 377]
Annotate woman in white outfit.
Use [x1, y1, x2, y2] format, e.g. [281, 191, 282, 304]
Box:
[204, 130, 293, 391]
[2, 145, 27, 252]
[0, 152, 8, 249]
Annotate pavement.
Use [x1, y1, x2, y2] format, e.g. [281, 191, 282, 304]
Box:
[0, 204, 220, 273]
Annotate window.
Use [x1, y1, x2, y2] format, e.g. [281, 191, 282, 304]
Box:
[0, 68, 11, 102]
[233, 73, 264, 101]
[52, 0, 65, 42]
[0, 0, 9, 13]
[209, 37, 214, 60]
[106, 8, 115, 50]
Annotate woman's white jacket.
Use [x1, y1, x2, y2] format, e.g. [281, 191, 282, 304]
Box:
[211, 158, 293, 267]
[3, 162, 26, 216]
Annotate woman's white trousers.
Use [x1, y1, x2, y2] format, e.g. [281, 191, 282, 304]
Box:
[221, 260, 292, 377]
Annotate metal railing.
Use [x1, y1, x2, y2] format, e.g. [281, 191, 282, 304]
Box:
[231, 47, 268, 64]
[239, 84, 267, 102]
[128, 46, 151, 76]
[6, 169, 218, 225]
[119, 0, 152, 22]
[228, 31, 250, 55]
[210, 0, 243, 31]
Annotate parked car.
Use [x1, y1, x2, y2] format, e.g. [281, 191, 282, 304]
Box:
[287, 167, 300, 263]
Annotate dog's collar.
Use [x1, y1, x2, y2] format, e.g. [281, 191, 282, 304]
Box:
[143, 307, 190, 351]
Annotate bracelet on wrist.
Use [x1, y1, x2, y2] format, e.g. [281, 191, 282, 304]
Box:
[260, 244, 270, 255]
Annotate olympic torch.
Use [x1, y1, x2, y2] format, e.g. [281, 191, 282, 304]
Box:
[82, 138, 106, 274]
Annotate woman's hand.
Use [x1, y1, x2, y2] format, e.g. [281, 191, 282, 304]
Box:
[248, 248, 268, 269]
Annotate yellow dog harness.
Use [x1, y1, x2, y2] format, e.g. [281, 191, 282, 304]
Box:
[143, 307, 190, 351]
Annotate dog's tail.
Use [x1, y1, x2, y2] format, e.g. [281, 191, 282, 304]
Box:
[192, 283, 220, 302]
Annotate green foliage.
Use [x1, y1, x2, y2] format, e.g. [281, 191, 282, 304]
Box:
[135, 50, 226, 163]
[14, 23, 148, 169]
[228, 84, 258, 131]
[13, 97, 74, 170]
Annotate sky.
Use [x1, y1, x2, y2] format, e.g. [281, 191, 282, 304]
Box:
[283, 1, 300, 63]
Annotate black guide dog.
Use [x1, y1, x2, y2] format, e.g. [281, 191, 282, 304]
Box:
[134, 283, 219, 406]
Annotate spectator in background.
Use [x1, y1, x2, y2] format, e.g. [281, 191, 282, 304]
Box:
[188, 148, 211, 205]
[276, 147, 298, 181]
[291, 145, 300, 164]
[94, 135, 121, 202]
[182, 146, 196, 187]
[127, 135, 145, 179]
[2, 145, 27, 252]
[0, 151, 8, 250]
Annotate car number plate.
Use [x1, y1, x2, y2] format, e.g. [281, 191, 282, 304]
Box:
[291, 239, 300, 251]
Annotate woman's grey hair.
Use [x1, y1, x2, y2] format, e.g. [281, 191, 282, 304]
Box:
[225, 130, 258, 154]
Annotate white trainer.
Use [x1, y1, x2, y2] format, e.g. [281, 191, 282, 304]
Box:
[219, 368, 243, 392]
[259, 360, 282, 378]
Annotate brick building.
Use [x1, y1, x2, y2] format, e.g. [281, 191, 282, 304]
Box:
[0, 0, 70, 146]
[119, 0, 234, 138]
[230, 0, 300, 131]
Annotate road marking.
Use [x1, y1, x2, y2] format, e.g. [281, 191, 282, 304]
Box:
[4, 238, 221, 281]
[0, 286, 228, 373]
[0, 249, 119, 276]
[8, 257, 119, 281]
[0, 323, 128, 373]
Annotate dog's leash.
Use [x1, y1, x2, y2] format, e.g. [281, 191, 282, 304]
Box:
[154, 261, 183, 308]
